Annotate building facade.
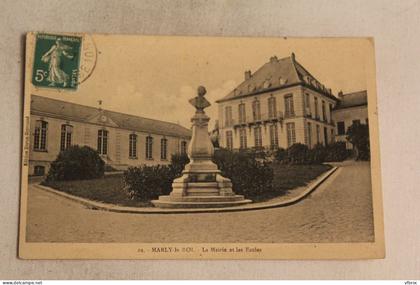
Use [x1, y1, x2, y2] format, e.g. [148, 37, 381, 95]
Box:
[29, 95, 191, 176]
[216, 54, 337, 151]
[332, 90, 368, 149]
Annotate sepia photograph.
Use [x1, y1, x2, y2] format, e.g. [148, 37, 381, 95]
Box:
[19, 33, 384, 259]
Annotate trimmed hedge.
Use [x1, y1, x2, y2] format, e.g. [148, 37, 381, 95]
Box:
[324, 142, 349, 162]
[287, 143, 309, 164]
[123, 154, 189, 200]
[124, 150, 274, 200]
[214, 149, 274, 197]
[45, 145, 105, 182]
[124, 165, 174, 200]
[275, 142, 349, 165]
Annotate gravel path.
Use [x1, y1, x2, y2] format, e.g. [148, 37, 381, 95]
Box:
[26, 161, 374, 243]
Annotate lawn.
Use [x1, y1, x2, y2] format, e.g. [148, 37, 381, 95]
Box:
[250, 163, 332, 202]
[42, 174, 150, 207]
[42, 164, 332, 207]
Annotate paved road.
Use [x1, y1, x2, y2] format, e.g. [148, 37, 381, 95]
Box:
[26, 161, 374, 243]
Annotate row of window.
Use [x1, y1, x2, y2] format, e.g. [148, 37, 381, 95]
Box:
[306, 122, 334, 147]
[33, 120, 188, 160]
[225, 95, 294, 126]
[225, 93, 332, 126]
[336, 119, 367, 135]
[225, 122, 295, 150]
[226, 121, 335, 150]
[304, 93, 333, 120]
[337, 118, 369, 136]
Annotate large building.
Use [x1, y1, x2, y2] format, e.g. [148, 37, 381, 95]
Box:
[29, 95, 191, 176]
[216, 53, 338, 151]
[333, 90, 368, 148]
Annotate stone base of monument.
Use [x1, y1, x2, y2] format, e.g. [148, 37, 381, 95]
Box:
[152, 85, 252, 209]
[152, 169, 252, 209]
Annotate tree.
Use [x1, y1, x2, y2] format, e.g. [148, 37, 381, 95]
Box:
[346, 122, 370, 160]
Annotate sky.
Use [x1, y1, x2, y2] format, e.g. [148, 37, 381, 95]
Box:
[32, 35, 375, 129]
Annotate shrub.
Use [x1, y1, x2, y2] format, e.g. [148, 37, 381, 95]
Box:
[124, 149, 274, 201]
[346, 122, 370, 161]
[286, 143, 309, 164]
[214, 149, 273, 197]
[45, 145, 105, 182]
[123, 153, 189, 200]
[274, 147, 287, 163]
[123, 165, 174, 200]
[170, 153, 190, 177]
[307, 143, 327, 164]
[324, 142, 349, 162]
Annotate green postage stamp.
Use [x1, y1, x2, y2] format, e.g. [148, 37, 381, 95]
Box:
[32, 33, 82, 90]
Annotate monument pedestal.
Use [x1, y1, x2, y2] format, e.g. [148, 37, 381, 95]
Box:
[152, 86, 252, 209]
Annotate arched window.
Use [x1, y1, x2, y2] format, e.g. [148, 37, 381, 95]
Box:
[161, 138, 168, 160]
[34, 120, 48, 151]
[60, 124, 73, 151]
[180, 140, 187, 155]
[146, 136, 153, 159]
[129, 133, 137, 158]
[97, 129, 108, 155]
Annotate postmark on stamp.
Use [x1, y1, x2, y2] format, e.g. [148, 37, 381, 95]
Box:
[32, 33, 82, 90]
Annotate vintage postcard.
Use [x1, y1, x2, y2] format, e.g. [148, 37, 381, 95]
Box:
[19, 33, 384, 259]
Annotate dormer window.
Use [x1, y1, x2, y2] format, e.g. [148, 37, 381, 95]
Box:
[279, 77, 287, 85]
[263, 79, 271, 89]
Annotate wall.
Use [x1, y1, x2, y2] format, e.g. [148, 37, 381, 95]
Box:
[29, 114, 189, 175]
[332, 105, 368, 148]
[218, 85, 335, 149]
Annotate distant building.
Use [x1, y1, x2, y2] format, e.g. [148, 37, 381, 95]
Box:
[332, 90, 368, 149]
[29, 95, 191, 176]
[216, 53, 337, 151]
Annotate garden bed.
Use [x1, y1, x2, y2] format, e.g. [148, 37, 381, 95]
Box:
[250, 163, 332, 202]
[41, 163, 332, 207]
[42, 174, 150, 207]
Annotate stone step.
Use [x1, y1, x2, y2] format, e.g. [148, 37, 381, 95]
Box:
[187, 182, 219, 188]
[186, 188, 220, 196]
[151, 196, 253, 209]
[160, 195, 245, 202]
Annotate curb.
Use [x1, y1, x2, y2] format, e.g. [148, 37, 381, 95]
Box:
[33, 166, 338, 214]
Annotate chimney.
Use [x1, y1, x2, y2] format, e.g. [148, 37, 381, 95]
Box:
[244, 70, 252, 80]
[291, 52, 296, 61]
[270, 56, 278, 63]
[338, 90, 344, 98]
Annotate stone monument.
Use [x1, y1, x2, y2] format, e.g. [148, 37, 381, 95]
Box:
[152, 86, 252, 208]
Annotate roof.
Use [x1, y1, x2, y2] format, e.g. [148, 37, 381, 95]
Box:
[30, 95, 191, 138]
[334, 90, 367, 110]
[216, 53, 338, 103]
